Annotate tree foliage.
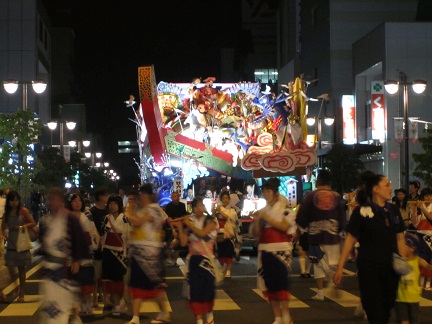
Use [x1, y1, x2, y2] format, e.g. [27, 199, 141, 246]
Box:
[33, 147, 71, 188]
[0, 109, 44, 198]
[34, 149, 117, 193]
[413, 129, 432, 187]
[323, 143, 364, 194]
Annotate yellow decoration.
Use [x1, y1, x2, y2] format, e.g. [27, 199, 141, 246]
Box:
[292, 77, 307, 141]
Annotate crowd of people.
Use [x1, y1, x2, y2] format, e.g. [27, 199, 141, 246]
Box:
[1, 172, 432, 323]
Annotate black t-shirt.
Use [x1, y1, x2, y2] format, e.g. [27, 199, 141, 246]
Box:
[347, 202, 405, 266]
[164, 201, 187, 220]
[90, 206, 107, 237]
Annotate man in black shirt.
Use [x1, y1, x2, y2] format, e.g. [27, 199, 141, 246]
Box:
[89, 188, 109, 306]
[164, 191, 187, 266]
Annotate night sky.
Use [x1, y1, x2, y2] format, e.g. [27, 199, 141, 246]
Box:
[43, 1, 243, 186]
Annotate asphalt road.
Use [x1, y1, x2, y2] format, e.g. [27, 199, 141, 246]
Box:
[2, 250, 432, 323]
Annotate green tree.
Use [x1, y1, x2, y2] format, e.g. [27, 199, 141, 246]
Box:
[413, 129, 432, 187]
[0, 109, 43, 198]
[323, 143, 364, 194]
[34, 147, 71, 188]
[34, 149, 117, 193]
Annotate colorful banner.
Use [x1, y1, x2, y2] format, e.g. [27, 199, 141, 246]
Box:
[394, 117, 403, 143]
[410, 118, 419, 143]
[371, 81, 386, 141]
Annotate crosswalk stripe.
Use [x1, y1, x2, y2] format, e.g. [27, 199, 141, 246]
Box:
[420, 297, 432, 307]
[213, 289, 240, 310]
[252, 289, 309, 308]
[342, 269, 356, 276]
[0, 295, 43, 316]
[310, 288, 359, 307]
[139, 291, 172, 313]
[3, 263, 42, 295]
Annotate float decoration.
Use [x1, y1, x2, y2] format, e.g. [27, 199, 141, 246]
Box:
[133, 66, 317, 181]
[156, 75, 317, 176]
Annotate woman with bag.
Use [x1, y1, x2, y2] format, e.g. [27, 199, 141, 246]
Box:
[0, 190, 36, 302]
[333, 172, 406, 323]
[250, 178, 297, 324]
[175, 197, 219, 324]
[100, 194, 130, 316]
[213, 191, 237, 278]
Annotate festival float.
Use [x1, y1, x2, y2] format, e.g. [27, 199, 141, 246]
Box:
[126, 65, 318, 207]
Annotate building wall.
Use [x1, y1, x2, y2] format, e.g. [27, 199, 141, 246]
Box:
[353, 22, 432, 189]
[0, 0, 51, 121]
[51, 27, 76, 110]
[277, 0, 300, 68]
[293, 0, 418, 143]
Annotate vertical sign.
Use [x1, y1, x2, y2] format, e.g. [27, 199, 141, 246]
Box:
[371, 81, 386, 141]
[341, 95, 356, 144]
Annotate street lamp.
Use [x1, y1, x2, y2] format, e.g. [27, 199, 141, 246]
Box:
[306, 116, 335, 150]
[84, 151, 102, 167]
[385, 72, 427, 191]
[47, 120, 77, 157]
[3, 80, 47, 110]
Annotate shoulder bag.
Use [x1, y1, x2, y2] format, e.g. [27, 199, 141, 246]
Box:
[16, 226, 32, 252]
[20, 209, 39, 242]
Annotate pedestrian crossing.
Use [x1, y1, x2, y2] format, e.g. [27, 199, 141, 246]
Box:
[4, 259, 432, 318]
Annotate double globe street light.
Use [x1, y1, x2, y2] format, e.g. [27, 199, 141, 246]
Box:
[47, 120, 77, 158]
[384, 72, 427, 191]
[3, 80, 47, 110]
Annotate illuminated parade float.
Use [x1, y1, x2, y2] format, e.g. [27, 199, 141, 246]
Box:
[127, 65, 318, 208]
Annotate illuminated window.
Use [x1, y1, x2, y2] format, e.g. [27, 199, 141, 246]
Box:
[254, 68, 278, 83]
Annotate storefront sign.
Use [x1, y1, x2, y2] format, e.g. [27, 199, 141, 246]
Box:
[371, 81, 386, 141]
[341, 95, 356, 144]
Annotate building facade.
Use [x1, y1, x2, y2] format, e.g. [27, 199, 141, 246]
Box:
[0, 0, 51, 121]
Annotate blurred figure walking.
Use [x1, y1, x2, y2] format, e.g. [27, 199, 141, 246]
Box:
[39, 188, 89, 324]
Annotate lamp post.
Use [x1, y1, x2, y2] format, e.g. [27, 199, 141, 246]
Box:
[385, 72, 427, 192]
[84, 151, 102, 167]
[47, 120, 77, 157]
[3, 80, 47, 110]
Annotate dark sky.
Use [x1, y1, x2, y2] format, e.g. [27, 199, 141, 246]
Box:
[43, 1, 243, 186]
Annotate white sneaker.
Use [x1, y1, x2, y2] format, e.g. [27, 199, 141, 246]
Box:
[311, 294, 324, 301]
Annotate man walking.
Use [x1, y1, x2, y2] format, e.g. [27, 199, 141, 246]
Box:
[296, 170, 346, 301]
[164, 191, 187, 267]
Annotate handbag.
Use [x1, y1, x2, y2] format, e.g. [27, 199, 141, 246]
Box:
[19, 209, 39, 241]
[200, 240, 224, 286]
[16, 226, 32, 252]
